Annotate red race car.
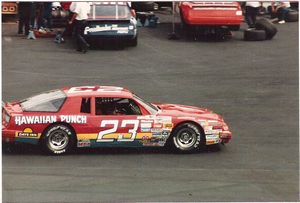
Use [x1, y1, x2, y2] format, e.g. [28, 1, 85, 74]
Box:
[2, 86, 232, 155]
[179, 1, 243, 31]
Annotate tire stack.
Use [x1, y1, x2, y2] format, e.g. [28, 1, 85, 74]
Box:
[286, 10, 299, 22]
[244, 18, 277, 41]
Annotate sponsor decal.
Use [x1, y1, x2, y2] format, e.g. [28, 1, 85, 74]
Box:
[205, 134, 220, 144]
[140, 120, 153, 123]
[151, 128, 162, 133]
[17, 128, 38, 137]
[77, 139, 91, 147]
[137, 116, 172, 122]
[204, 130, 220, 134]
[152, 132, 161, 136]
[141, 136, 166, 146]
[141, 122, 152, 128]
[141, 128, 151, 132]
[97, 120, 139, 142]
[15, 116, 57, 126]
[84, 26, 129, 34]
[163, 123, 173, 129]
[14, 115, 87, 125]
[60, 115, 87, 124]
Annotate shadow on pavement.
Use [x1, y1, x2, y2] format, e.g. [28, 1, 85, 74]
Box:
[2, 142, 222, 156]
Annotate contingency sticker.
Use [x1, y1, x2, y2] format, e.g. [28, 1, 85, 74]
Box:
[205, 134, 220, 145]
[16, 128, 38, 137]
[77, 139, 91, 147]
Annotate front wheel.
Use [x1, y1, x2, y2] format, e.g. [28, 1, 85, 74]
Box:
[171, 123, 203, 153]
[41, 124, 75, 155]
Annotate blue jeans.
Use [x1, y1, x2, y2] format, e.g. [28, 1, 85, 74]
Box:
[277, 7, 290, 21]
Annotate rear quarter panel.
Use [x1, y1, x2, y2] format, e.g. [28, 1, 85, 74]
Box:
[180, 2, 243, 25]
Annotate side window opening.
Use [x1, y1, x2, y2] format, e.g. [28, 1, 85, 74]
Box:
[81, 98, 91, 113]
[95, 97, 142, 115]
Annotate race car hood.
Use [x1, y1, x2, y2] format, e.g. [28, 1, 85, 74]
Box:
[153, 103, 222, 120]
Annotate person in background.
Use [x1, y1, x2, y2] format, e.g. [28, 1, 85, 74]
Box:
[275, 2, 291, 24]
[269, 2, 291, 24]
[18, 2, 33, 35]
[35, 3, 44, 30]
[29, 2, 37, 29]
[69, 2, 90, 53]
[245, 2, 261, 28]
[60, 2, 73, 42]
[42, 2, 52, 30]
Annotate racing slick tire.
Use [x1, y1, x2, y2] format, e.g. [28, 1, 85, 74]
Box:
[255, 18, 277, 40]
[41, 124, 76, 155]
[286, 10, 299, 22]
[244, 28, 266, 41]
[170, 123, 204, 153]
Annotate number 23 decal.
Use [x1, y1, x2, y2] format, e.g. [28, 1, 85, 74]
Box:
[97, 120, 139, 142]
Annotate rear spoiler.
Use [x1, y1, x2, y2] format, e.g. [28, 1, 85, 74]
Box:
[2, 101, 9, 114]
[2, 101, 13, 115]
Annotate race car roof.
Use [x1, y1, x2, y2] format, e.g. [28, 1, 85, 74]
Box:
[63, 86, 133, 98]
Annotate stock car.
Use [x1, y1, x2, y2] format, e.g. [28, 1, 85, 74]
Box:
[179, 1, 243, 34]
[2, 86, 232, 155]
[84, 2, 138, 47]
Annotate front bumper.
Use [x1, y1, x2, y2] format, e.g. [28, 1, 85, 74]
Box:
[219, 131, 232, 143]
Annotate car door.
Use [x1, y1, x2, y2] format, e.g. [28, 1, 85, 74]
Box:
[90, 97, 147, 147]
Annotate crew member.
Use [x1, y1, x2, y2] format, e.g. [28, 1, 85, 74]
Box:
[69, 2, 90, 53]
[18, 2, 33, 35]
[245, 2, 261, 28]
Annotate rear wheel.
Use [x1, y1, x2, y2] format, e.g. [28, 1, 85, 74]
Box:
[41, 124, 75, 155]
[171, 123, 203, 153]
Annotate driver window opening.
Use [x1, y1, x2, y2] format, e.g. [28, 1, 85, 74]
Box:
[95, 97, 142, 115]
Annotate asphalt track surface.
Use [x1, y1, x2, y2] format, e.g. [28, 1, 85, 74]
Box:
[2, 14, 299, 202]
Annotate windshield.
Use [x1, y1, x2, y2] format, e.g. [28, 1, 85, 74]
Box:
[20, 90, 66, 112]
[89, 3, 131, 20]
[133, 94, 159, 115]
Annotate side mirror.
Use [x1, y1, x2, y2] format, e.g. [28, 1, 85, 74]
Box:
[131, 9, 136, 18]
